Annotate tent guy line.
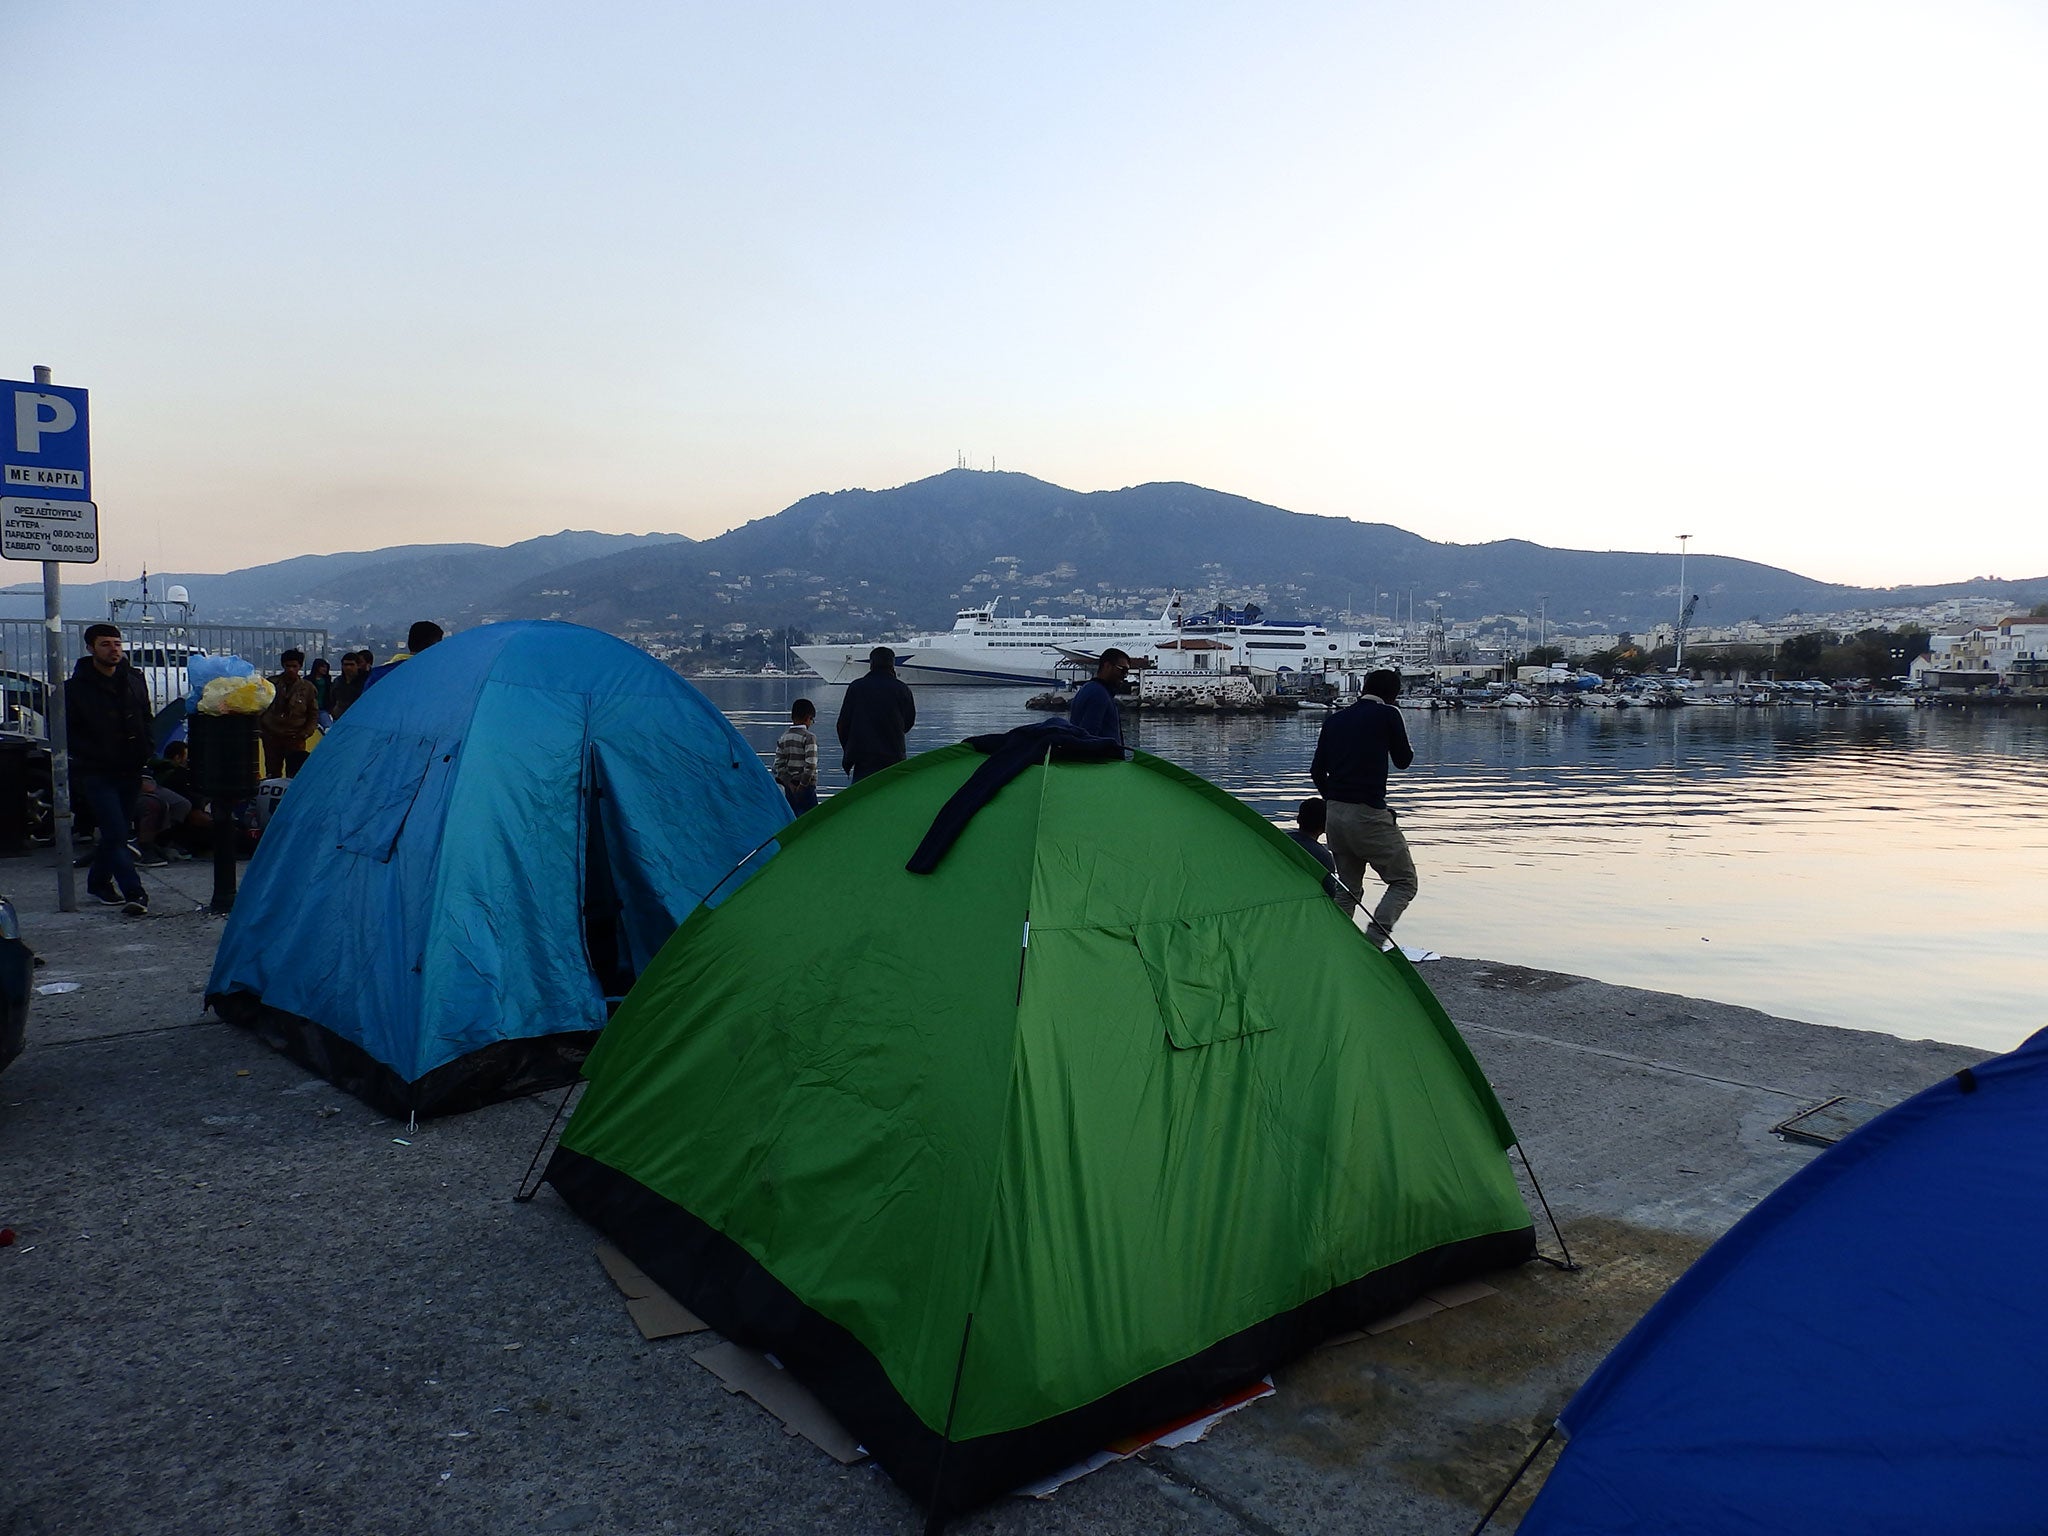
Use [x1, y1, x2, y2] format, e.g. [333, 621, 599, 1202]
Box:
[1455, 1019, 1813, 1101]
[38, 1016, 229, 1051]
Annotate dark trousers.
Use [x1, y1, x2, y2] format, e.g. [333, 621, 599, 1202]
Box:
[265, 738, 310, 779]
[783, 783, 819, 815]
[76, 772, 143, 899]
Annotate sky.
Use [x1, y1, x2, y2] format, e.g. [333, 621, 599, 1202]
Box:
[4, 0, 2045, 587]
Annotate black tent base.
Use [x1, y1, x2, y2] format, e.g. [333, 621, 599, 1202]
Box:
[210, 991, 598, 1120]
[546, 1146, 1536, 1522]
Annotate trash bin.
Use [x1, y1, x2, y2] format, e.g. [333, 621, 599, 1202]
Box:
[188, 713, 262, 802]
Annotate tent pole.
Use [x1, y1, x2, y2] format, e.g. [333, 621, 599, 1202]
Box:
[698, 829, 788, 909]
[513, 1082, 583, 1203]
[922, 1312, 976, 1536]
[1468, 1422, 1555, 1535]
[1330, 871, 1400, 950]
[1514, 1144, 1578, 1271]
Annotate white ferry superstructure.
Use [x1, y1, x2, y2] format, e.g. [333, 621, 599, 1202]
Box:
[794, 595, 1408, 687]
[794, 596, 1185, 686]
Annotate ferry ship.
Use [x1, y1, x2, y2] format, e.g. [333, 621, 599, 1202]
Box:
[794, 596, 1406, 686]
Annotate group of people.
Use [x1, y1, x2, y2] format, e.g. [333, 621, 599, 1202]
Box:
[770, 645, 919, 813]
[767, 645, 1421, 941]
[257, 621, 445, 779]
[68, 615, 1421, 937]
[63, 618, 448, 917]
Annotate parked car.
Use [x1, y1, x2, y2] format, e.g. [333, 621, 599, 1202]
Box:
[126, 643, 206, 713]
[0, 896, 30, 1076]
[0, 669, 48, 738]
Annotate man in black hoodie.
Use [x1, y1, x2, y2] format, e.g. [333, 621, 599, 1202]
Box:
[835, 647, 916, 783]
[67, 623, 154, 914]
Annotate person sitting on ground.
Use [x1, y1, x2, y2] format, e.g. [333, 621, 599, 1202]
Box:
[1069, 648, 1131, 746]
[260, 648, 320, 779]
[132, 770, 194, 865]
[65, 623, 153, 915]
[364, 623, 443, 691]
[1284, 796, 1342, 901]
[774, 699, 822, 815]
[148, 740, 195, 798]
[144, 741, 213, 854]
[835, 647, 916, 783]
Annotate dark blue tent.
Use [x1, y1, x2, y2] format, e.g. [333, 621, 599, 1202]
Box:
[207, 622, 789, 1118]
[1521, 1027, 2048, 1535]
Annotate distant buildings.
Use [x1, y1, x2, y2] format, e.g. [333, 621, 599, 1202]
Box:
[1911, 617, 2048, 689]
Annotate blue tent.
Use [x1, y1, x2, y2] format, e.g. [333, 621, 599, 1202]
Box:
[207, 622, 789, 1117]
[1521, 1027, 2048, 1535]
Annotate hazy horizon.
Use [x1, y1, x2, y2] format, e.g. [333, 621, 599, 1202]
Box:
[6, 1, 2044, 588]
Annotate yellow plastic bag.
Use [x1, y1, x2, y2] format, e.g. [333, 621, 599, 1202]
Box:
[199, 674, 275, 715]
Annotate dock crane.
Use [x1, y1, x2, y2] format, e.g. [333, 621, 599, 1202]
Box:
[1674, 592, 1699, 670]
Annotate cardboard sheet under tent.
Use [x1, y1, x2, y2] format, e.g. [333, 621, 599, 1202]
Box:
[537, 720, 1569, 1522]
[206, 621, 791, 1119]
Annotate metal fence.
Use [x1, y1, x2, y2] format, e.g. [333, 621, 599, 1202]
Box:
[0, 619, 332, 734]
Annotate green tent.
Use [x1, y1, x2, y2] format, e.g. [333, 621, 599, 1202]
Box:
[547, 728, 1534, 1515]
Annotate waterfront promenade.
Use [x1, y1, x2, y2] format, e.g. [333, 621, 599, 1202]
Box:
[4, 853, 1982, 1535]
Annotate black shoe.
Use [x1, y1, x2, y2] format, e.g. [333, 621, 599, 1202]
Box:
[122, 893, 148, 917]
[134, 844, 169, 868]
[87, 885, 124, 906]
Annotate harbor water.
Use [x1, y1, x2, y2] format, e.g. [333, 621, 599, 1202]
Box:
[703, 679, 2047, 1054]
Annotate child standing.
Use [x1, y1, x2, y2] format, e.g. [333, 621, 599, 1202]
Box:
[774, 699, 821, 815]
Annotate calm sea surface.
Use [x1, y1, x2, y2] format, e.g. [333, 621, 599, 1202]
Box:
[700, 680, 2048, 1054]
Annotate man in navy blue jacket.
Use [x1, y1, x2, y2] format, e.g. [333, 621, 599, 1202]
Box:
[1068, 649, 1129, 746]
[1309, 669, 1417, 938]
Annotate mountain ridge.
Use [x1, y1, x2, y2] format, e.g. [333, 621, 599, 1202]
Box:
[9, 475, 2041, 637]
[477, 471, 2048, 635]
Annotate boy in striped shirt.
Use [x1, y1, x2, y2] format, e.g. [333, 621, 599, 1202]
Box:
[774, 699, 821, 815]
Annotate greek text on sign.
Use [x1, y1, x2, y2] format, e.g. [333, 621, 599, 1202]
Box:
[5, 464, 85, 490]
[0, 496, 101, 563]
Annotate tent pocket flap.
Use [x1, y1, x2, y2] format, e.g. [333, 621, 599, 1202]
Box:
[1133, 915, 1275, 1049]
[336, 734, 455, 862]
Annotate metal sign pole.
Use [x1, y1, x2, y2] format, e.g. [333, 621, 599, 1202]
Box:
[32, 365, 76, 912]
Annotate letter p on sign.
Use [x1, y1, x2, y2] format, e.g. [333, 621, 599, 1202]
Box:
[15, 392, 76, 453]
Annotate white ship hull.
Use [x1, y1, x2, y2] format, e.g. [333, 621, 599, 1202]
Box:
[794, 595, 1413, 687]
[793, 643, 1069, 687]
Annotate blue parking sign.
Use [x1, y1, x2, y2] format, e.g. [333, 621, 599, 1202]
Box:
[3, 380, 91, 500]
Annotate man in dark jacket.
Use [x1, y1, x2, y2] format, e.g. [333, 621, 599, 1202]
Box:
[1068, 648, 1130, 745]
[835, 647, 916, 782]
[67, 623, 154, 914]
[326, 650, 367, 721]
[1309, 668, 1417, 938]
